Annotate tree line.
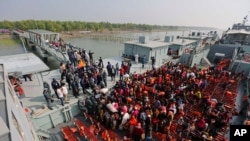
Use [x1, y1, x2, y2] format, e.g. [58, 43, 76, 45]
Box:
[0, 20, 179, 32]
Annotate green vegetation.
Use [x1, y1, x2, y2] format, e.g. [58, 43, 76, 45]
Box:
[0, 20, 179, 32]
[0, 38, 19, 45]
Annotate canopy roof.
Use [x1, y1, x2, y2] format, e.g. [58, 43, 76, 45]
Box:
[0, 53, 49, 76]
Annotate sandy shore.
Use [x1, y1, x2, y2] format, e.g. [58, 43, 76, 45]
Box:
[0, 34, 12, 39]
[0, 30, 117, 39]
[59, 29, 147, 39]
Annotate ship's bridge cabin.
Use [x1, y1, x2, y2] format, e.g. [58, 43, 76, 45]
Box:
[123, 36, 197, 65]
[123, 36, 171, 65]
[221, 23, 250, 45]
[181, 30, 219, 41]
[167, 36, 197, 57]
[180, 30, 220, 47]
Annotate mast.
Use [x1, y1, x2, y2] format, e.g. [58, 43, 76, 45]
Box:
[242, 12, 249, 25]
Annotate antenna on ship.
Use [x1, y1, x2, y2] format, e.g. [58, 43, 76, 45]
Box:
[242, 12, 249, 25]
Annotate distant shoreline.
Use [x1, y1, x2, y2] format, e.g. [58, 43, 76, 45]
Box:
[59, 29, 170, 39]
[0, 34, 12, 39]
[0, 28, 206, 40]
[0, 30, 144, 40]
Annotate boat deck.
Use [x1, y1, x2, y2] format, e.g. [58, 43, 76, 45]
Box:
[20, 56, 151, 112]
[17, 56, 150, 140]
[17, 56, 247, 141]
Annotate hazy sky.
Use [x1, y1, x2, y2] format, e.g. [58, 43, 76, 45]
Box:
[1, 0, 249, 29]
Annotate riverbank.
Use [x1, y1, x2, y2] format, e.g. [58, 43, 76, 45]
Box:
[59, 29, 162, 40]
[0, 38, 20, 45]
[0, 34, 12, 39]
[0, 29, 174, 40]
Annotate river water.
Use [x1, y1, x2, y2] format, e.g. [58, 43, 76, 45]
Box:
[0, 30, 222, 70]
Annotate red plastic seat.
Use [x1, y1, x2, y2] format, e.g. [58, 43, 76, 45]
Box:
[61, 126, 78, 141]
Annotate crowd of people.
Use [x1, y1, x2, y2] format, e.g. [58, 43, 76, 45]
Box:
[93, 60, 240, 141]
[41, 47, 242, 141]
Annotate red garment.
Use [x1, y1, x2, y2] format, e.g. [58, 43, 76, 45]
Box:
[123, 65, 128, 73]
[157, 76, 162, 83]
[129, 116, 138, 126]
[15, 85, 25, 95]
[120, 68, 125, 75]
[133, 126, 144, 136]
[134, 73, 138, 80]
[122, 106, 128, 113]
[132, 110, 139, 117]
[162, 67, 167, 74]
[197, 118, 206, 130]
[118, 88, 124, 95]
[124, 87, 130, 96]
[101, 130, 108, 141]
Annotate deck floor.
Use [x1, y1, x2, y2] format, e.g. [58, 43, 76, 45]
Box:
[19, 56, 150, 116]
[18, 56, 247, 141]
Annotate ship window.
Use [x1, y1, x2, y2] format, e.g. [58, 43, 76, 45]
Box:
[12, 112, 26, 141]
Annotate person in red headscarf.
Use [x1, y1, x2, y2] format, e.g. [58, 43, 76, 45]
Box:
[197, 117, 206, 131]
[129, 115, 138, 136]
[14, 84, 25, 98]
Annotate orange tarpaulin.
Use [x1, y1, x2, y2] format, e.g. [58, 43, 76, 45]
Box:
[78, 59, 86, 68]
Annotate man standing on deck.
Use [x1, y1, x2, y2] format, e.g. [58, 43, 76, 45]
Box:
[151, 56, 155, 69]
[102, 68, 108, 87]
[71, 78, 80, 98]
[99, 57, 104, 68]
[142, 55, 146, 69]
[66, 70, 73, 90]
[89, 50, 94, 64]
[106, 62, 112, 76]
[51, 78, 60, 99]
[128, 61, 132, 74]
[43, 87, 53, 110]
[56, 86, 64, 106]
[23, 74, 32, 81]
[111, 65, 116, 82]
[115, 62, 119, 76]
[134, 54, 139, 64]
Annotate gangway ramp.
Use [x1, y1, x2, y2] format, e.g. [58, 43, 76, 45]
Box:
[13, 29, 90, 63]
[27, 29, 69, 62]
[12, 29, 30, 38]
